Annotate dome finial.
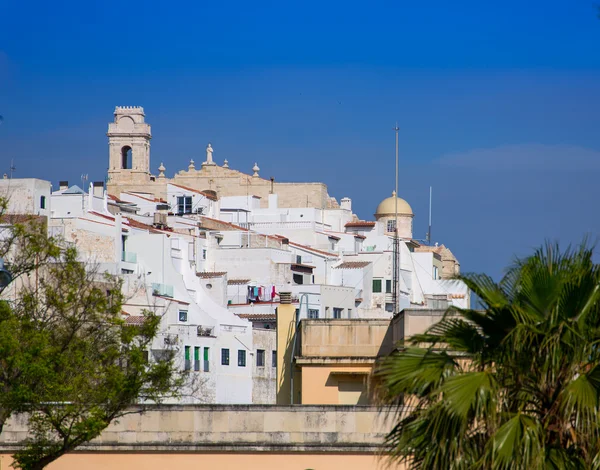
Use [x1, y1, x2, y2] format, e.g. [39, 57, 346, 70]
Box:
[392, 190, 396, 197]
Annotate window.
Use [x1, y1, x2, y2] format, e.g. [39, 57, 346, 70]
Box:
[204, 347, 210, 372]
[194, 346, 200, 371]
[387, 219, 397, 233]
[296, 255, 302, 264]
[121, 146, 132, 169]
[272, 350, 277, 367]
[333, 308, 343, 319]
[238, 350, 246, 367]
[179, 310, 188, 322]
[221, 348, 230, 365]
[348, 308, 352, 318]
[386, 280, 392, 294]
[257, 349, 265, 367]
[177, 196, 193, 214]
[40, 195, 46, 209]
[308, 309, 319, 319]
[433, 266, 439, 280]
[373, 279, 382, 293]
[385, 303, 394, 312]
[293, 273, 304, 285]
[184, 346, 191, 371]
[202, 249, 207, 260]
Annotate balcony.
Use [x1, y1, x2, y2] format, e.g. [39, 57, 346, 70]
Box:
[197, 326, 214, 337]
[152, 283, 174, 298]
[121, 251, 137, 263]
[299, 319, 393, 358]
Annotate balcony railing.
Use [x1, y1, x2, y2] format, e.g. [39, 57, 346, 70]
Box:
[121, 251, 137, 263]
[197, 326, 214, 337]
[152, 283, 174, 298]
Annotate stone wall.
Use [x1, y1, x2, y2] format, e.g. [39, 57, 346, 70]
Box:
[300, 319, 394, 358]
[108, 164, 335, 210]
[0, 405, 392, 453]
[252, 329, 277, 404]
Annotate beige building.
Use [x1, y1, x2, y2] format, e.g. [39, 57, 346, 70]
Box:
[106, 106, 339, 209]
[276, 291, 446, 406]
[0, 405, 404, 470]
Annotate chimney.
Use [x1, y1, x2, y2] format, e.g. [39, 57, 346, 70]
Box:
[268, 193, 278, 210]
[59, 181, 68, 191]
[279, 291, 292, 304]
[92, 181, 104, 198]
[340, 197, 352, 211]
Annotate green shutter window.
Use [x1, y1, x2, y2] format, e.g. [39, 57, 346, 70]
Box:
[185, 346, 191, 361]
[373, 279, 382, 293]
[385, 280, 392, 293]
[194, 347, 200, 361]
[204, 347, 210, 372]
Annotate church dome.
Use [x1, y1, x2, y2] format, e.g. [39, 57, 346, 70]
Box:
[375, 191, 413, 218]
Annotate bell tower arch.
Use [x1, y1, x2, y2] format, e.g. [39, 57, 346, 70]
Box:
[107, 106, 152, 188]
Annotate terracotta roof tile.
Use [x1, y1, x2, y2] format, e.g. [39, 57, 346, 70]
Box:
[124, 315, 147, 325]
[169, 183, 218, 201]
[286, 240, 338, 258]
[345, 221, 376, 228]
[236, 313, 276, 320]
[196, 271, 227, 279]
[334, 261, 371, 269]
[228, 279, 250, 285]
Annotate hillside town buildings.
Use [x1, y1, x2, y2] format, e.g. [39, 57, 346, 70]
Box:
[0, 106, 469, 407]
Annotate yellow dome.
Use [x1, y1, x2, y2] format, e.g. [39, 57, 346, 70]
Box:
[375, 192, 413, 218]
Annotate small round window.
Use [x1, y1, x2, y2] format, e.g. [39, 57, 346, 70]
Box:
[206, 283, 213, 289]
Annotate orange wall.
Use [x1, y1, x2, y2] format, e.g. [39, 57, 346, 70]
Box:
[301, 365, 373, 404]
[0, 453, 404, 470]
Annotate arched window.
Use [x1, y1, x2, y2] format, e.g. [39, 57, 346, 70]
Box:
[121, 146, 132, 169]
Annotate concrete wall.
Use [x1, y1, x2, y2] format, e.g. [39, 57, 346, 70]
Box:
[300, 365, 373, 405]
[252, 329, 277, 404]
[0, 453, 399, 470]
[0, 405, 404, 469]
[300, 319, 393, 358]
[0, 178, 51, 217]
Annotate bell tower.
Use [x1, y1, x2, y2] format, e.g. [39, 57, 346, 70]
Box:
[107, 106, 151, 188]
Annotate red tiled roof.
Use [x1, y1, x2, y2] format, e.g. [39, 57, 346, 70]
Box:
[80, 217, 129, 232]
[169, 183, 218, 201]
[122, 191, 166, 203]
[334, 261, 371, 269]
[126, 217, 166, 233]
[236, 313, 276, 320]
[345, 221, 376, 228]
[316, 231, 340, 240]
[196, 272, 227, 279]
[354, 234, 366, 239]
[152, 295, 190, 305]
[286, 240, 337, 258]
[228, 279, 250, 285]
[124, 315, 147, 325]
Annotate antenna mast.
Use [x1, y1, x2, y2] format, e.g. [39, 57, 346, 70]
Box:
[81, 174, 88, 211]
[427, 186, 432, 245]
[392, 123, 400, 316]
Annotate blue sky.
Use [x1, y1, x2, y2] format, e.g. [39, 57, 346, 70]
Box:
[1, 0, 599, 278]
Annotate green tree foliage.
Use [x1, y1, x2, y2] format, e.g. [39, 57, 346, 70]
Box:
[376, 241, 600, 469]
[0, 198, 184, 469]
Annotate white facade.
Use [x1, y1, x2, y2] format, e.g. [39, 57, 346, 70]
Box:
[0, 178, 51, 217]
